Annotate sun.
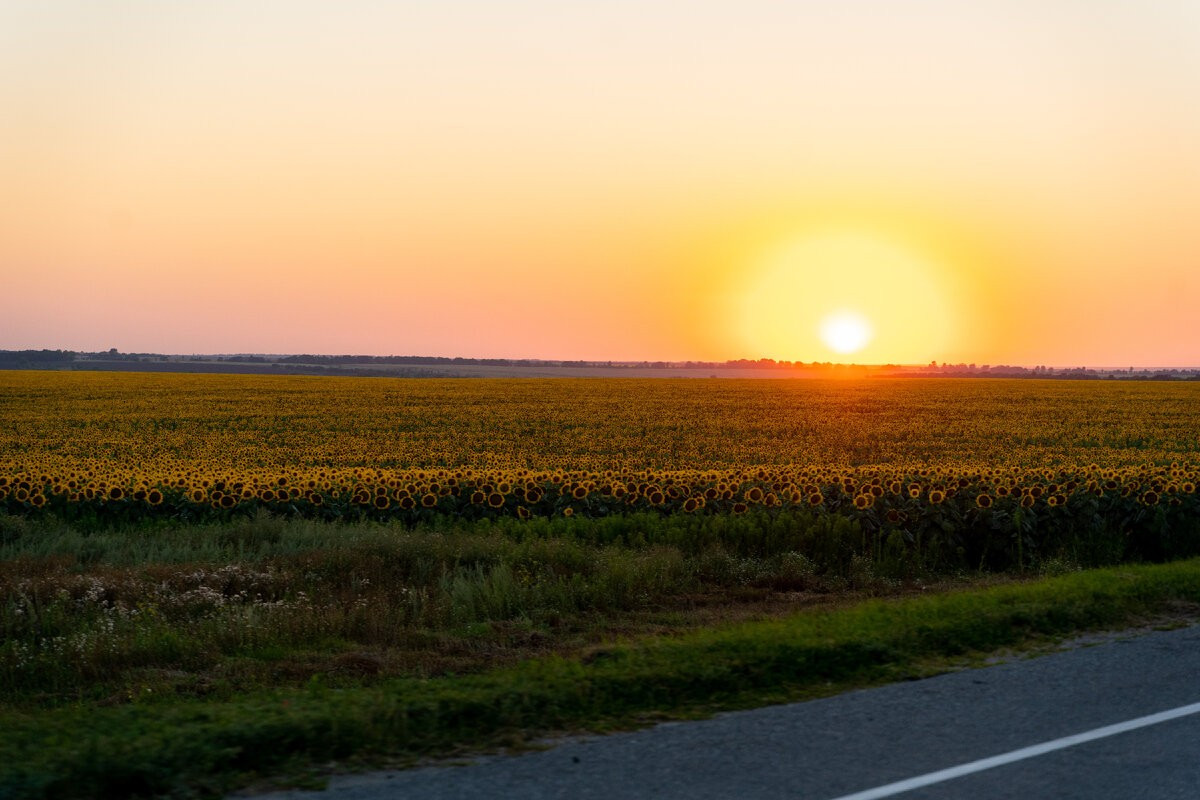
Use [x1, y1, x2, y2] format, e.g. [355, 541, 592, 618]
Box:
[819, 310, 872, 354]
[736, 228, 960, 363]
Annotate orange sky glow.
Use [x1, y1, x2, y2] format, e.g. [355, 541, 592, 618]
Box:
[2, 2, 1198, 366]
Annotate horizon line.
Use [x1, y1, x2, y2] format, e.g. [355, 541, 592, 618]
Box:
[2, 347, 1198, 372]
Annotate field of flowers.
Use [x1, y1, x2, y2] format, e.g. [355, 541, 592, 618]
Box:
[2, 370, 1198, 570]
[3, 370, 1200, 798]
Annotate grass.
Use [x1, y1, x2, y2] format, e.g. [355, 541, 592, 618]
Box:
[0, 510, 912, 708]
[3, 511, 1200, 798]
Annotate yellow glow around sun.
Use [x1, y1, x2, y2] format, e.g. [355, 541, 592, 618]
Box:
[819, 310, 873, 354]
[737, 229, 959, 363]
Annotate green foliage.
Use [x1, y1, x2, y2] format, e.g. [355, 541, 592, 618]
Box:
[4, 560, 1200, 799]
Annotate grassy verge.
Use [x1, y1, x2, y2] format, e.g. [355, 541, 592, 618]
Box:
[0, 510, 970, 708]
[3, 558, 1200, 799]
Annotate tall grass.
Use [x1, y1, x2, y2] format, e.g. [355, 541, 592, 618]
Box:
[5, 500, 1198, 707]
[5, 559, 1200, 800]
[0, 510, 885, 705]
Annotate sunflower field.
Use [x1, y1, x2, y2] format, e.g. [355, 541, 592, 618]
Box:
[2, 370, 1199, 568]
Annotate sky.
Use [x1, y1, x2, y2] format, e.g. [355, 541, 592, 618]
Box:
[2, 1, 1198, 366]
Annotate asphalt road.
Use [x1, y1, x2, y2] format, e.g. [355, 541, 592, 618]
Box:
[246, 623, 1200, 800]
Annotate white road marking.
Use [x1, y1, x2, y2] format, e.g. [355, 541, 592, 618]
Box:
[826, 700, 1200, 800]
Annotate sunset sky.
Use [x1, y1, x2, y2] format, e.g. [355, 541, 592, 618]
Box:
[2, 1, 1198, 366]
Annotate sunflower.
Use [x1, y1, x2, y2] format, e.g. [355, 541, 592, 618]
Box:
[562, 507, 574, 517]
[732, 502, 748, 514]
[807, 492, 824, 506]
[488, 492, 505, 508]
[976, 494, 993, 509]
[470, 491, 486, 505]
[572, 485, 588, 500]
[421, 493, 438, 508]
[928, 490, 945, 505]
[648, 490, 665, 505]
[108, 486, 125, 501]
[682, 497, 698, 513]
[220, 494, 236, 509]
[1141, 490, 1159, 506]
[853, 494, 870, 509]
[373, 495, 390, 510]
[146, 489, 163, 505]
[745, 486, 763, 503]
[1020, 493, 1035, 508]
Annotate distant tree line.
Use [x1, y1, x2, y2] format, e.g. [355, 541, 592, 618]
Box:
[2, 350, 1197, 380]
[273, 354, 847, 369]
[907, 361, 1200, 381]
[0, 349, 76, 367]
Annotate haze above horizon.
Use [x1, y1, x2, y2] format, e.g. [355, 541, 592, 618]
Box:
[3, 2, 1198, 367]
